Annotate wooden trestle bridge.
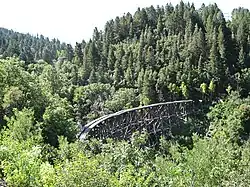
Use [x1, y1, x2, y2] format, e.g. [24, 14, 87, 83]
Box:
[79, 100, 197, 142]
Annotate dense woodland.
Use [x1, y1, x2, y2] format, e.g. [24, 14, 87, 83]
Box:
[1, 2, 250, 186]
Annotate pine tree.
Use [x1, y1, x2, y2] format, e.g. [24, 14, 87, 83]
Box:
[145, 46, 155, 69]
[113, 60, 123, 87]
[137, 68, 144, 92]
[107, 46, 116, 72]
[74, 43, 83, 66]
[156, 15, 164, 36]
[66, 44, 74, 61]
[125, 65, 133, 87]
[88, 69, 97, 83]
[208, 28, 220, 80]
[42, 46, 52, 63]
[238, 46, 245, 69]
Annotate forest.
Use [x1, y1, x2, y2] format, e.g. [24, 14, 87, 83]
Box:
[1, 1, 250, 186]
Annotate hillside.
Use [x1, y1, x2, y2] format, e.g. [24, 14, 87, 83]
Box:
[0, 2, 250, 186]
[0, 27, 73, 63]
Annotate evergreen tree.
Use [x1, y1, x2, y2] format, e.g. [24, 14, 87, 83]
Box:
[107, 45, 116, 72]
[73, 43, 83, 66]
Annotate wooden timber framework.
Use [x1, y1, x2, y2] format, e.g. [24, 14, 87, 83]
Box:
[79, 100, 196, 142]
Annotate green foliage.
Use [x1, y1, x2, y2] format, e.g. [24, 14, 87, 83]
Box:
[40, 162, 56, 187]
[208, 79, 216, 94]
[173, 136, 243, 186]
[105, 88, 139, 112]
[2, 146, 43, 187]
[3, 108, 41, 142]
[54, 153, 114, 187]
[0, 28, 69, 63]
[2, 86, 24, 111]
[1, 2, 250, 186]
[74, 83, 113, 121]
[208, 91, 250, 143]
[42, 95, 77, 146]
[200, 83, 207, 94]
[0, 108, 43, 186]
[180, 82, 189, 99]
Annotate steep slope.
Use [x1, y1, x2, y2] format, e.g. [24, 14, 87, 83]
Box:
[0, 27, 73, 63]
